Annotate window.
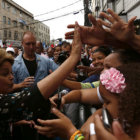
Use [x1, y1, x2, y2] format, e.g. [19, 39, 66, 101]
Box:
[20, 12, 23, 17]
[2, 1, 5, 9]
[21, 32, 23, 38]
[3, 16, 6, 24]
[26, 26, 29, 30]
[4, 30, 7, 38]
[9, 31, 11, 38]
[7, 4, 10, 11]
[8, 18, 10, 25]
[13, 21, 17, 27]
[14, 31, 18, 40]
[20, 23, 24, 29]
[12, 7, 16, 14]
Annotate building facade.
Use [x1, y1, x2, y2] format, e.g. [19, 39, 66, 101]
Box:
[34, 20, 50, 46]
[0, 0, 50, 47]
[92, 0, 140, 34]
[92, 0, 140, 18]
[0, 0, 35, 47]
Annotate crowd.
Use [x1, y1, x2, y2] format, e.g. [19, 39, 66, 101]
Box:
[0, 9, 140, 140]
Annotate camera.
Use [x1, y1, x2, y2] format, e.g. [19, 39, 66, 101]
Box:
[102, 107, 113, 132]
[57, 51, 70, 65]
[76, 71, 88, 82]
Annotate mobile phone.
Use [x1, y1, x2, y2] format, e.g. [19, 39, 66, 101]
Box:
[102, 107, 113, 132]
[55, 91, 61, 109]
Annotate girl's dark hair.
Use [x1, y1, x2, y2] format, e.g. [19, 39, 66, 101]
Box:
[113, 49, 140, 64]
[93, 46, 111, 56]
[117, 63, 140, 137]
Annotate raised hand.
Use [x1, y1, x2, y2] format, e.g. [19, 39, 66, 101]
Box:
[71, 21, 83, 58]
[99, 8, 136, 43]
[65, 14, 108, 46]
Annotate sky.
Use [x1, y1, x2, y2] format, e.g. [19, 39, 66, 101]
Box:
[13, 0, 84, 41]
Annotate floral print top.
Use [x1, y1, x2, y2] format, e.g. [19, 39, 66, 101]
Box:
[0, 85, 51, 140]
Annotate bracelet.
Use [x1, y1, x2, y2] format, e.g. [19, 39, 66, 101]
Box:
[74, 134, 82, 140]
[70, 130, 81, 140]
[77, 135, 85, 140]
[90, 123, 96, 135]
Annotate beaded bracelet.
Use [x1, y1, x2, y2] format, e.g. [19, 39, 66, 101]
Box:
[70, 130, 81, 140]
[77, 135, 85, 140]
[74, 134, 82, 140]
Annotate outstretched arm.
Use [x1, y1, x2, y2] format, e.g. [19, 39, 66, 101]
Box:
[65, 9, 140, 53]
[63, 88, 101, 105]
[65, 14, 110, 46]
[62, 79, 82, 90]
[37, 22, 82, 99]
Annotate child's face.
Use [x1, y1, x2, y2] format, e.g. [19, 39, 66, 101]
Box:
[99, 83, 119, 119]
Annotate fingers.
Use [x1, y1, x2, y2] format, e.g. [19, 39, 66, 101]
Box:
[65, 24, 75, 39]
[74, 21, 81, 41]
[107, 8, 121, 21]
[65, 31, 74, 39]
[88, 13, 97, 26]
[97, 18, 111, 28]
[77, 65, 87, 70]
[37, 131, 55, 138]
[49, 94, 58, 107]
[94, 115, 115, 140]
[60, 97, 65, 109]
[35, 123, 53, 131]
[128, 16, 137, 28]
[67, 24, 75, 29]
[14, 120, 32, 125]
[49, 98, 57, 107]
[112, 121, 132, 140]
[26, 76, 35, 80]
[24, 77, 35, 82]
[100, 12, 115, 24]
[49, 69, 53, 74]
[51, 108, 66, 119]
[35, 124, 55, 137]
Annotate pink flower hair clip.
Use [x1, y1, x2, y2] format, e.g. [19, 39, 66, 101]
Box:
[100, 68, 126, 94]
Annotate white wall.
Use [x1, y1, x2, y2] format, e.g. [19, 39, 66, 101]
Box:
[127, 4, 140, 20]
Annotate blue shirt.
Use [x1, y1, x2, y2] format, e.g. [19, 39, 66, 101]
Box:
[82, 74, 99, 83]
[12, 53, 58, 84]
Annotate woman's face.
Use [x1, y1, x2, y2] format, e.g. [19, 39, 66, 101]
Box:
[92, 52, 106, 67]
[54, 47, 61, 54]
[0, 61, 14, 94]
[99, 84, 119, 119]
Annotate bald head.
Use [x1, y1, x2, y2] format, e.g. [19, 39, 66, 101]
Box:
[22, 31, 36, 42]
[22, 31, 36, 57]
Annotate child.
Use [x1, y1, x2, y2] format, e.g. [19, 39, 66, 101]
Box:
[96, 63, 140, 139]
[35, 63, 140, 140]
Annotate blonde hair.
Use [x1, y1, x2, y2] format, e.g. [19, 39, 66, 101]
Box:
[0, 49, 14, 66]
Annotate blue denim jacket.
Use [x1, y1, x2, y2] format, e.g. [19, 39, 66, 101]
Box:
[12, 53, 58, 84]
